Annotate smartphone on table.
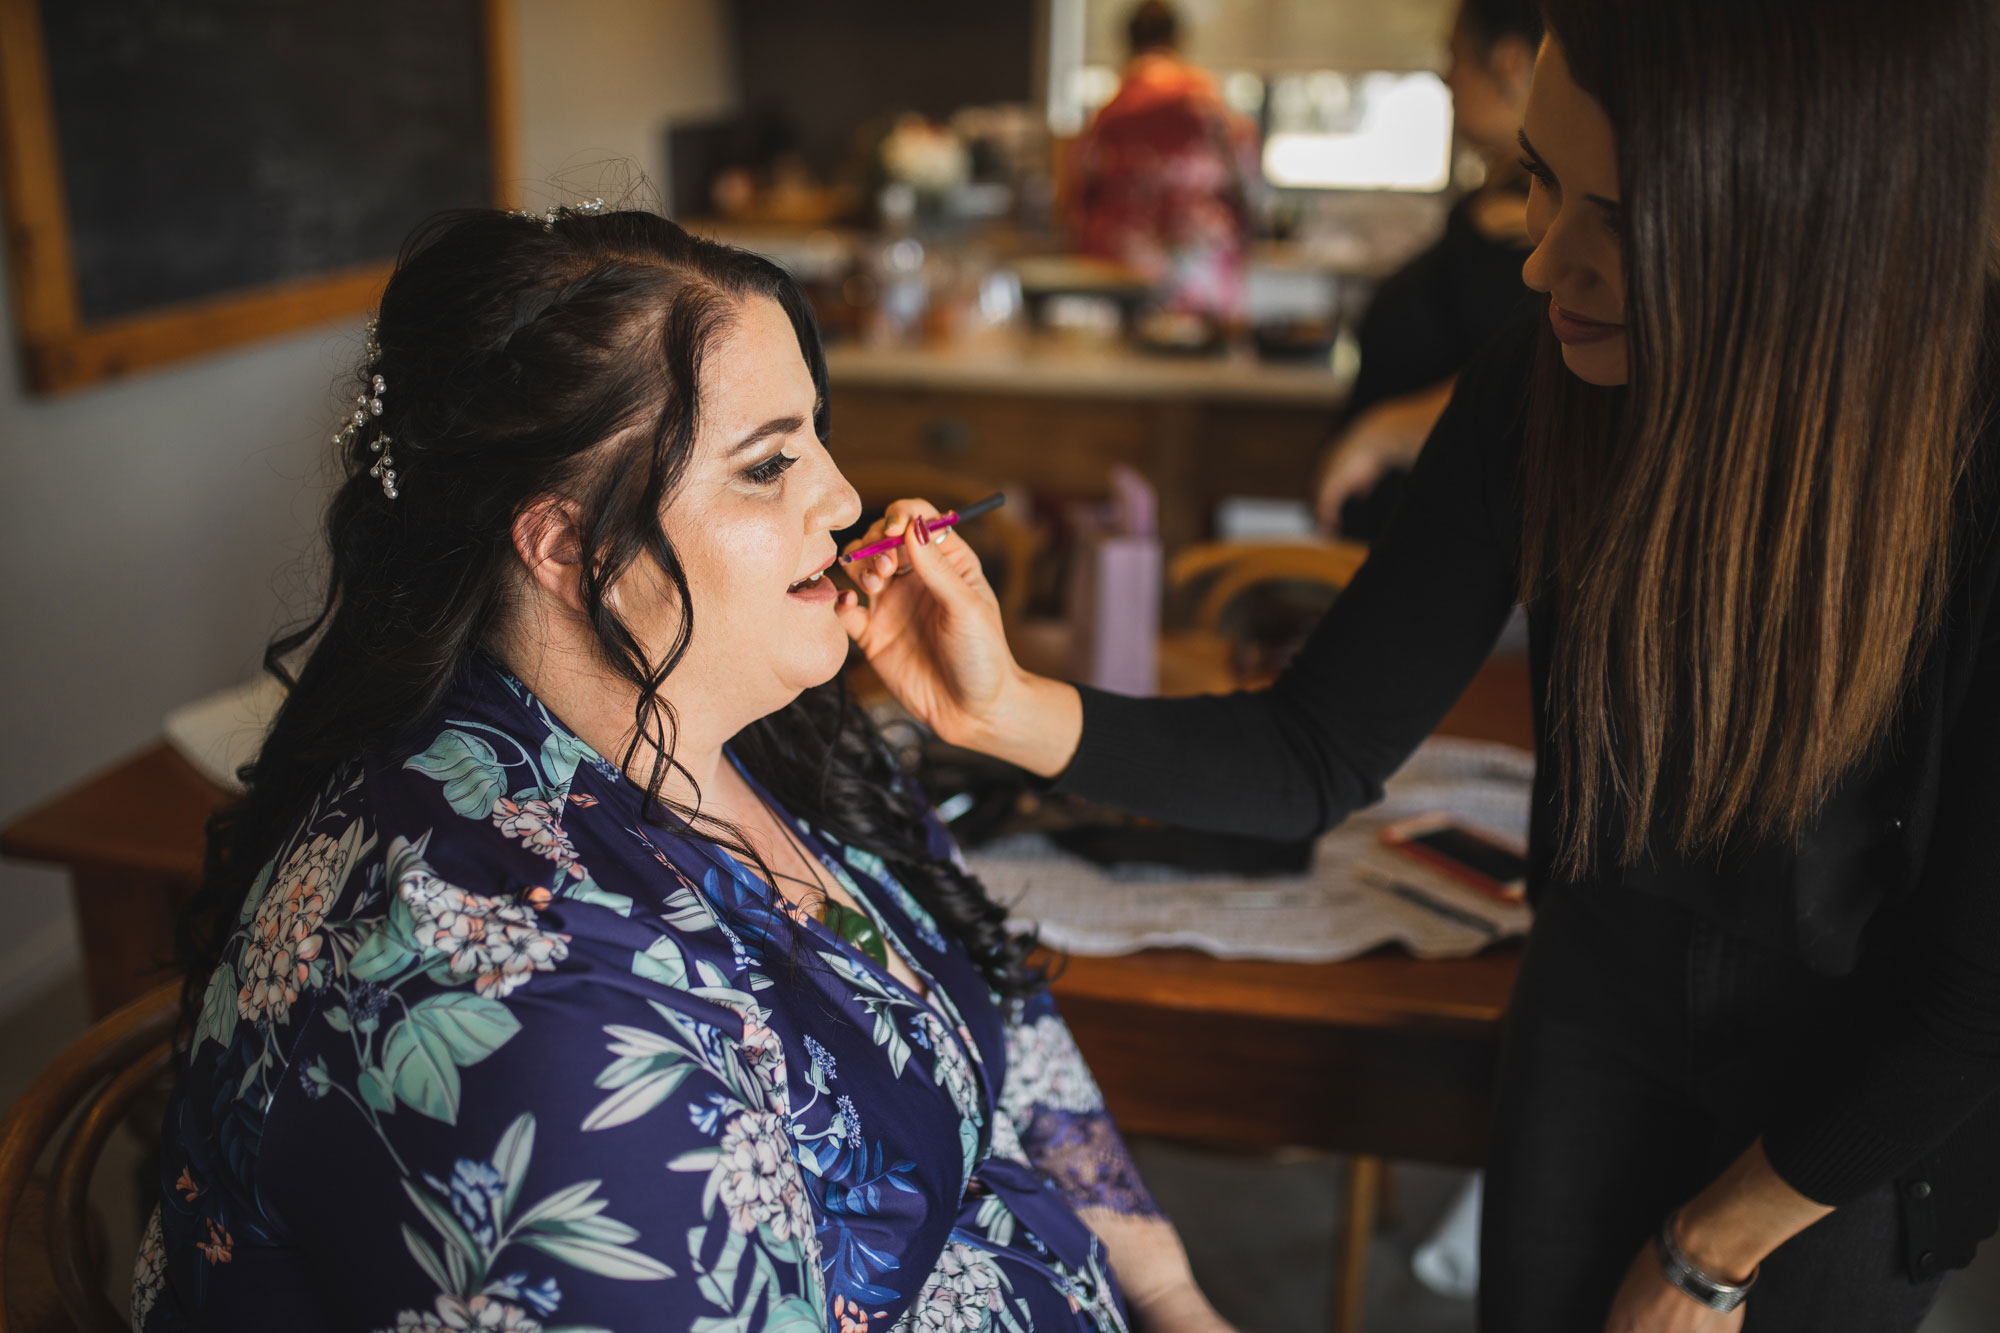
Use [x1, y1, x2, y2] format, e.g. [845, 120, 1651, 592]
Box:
[1379, 814, 1528, 903]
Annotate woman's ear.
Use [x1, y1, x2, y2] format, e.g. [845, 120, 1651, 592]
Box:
[511, 496, 590, 615]
[1492, 34, 1537, 105]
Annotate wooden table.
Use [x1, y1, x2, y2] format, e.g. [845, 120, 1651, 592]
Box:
[1006, 649, 1531, 1168]
[3, 741, 217, 1022]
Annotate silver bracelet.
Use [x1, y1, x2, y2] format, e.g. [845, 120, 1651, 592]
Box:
[1655, 1210, 1758, 1313]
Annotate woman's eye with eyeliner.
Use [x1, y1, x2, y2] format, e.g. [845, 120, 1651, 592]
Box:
[1519, 156, 1555, 189]
[744, 452, 798, 485]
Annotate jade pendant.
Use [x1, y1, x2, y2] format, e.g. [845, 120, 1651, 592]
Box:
[821, 899, 889, 969]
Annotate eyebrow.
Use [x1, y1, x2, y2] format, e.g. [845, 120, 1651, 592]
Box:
[727, 413, 808, 458]
[1518, 129, 1623, 220]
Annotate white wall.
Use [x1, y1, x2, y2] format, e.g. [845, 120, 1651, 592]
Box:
[1079, 0, 1455, 71]
[514, 0, 737, 209]
[0, 0, 736, 1019]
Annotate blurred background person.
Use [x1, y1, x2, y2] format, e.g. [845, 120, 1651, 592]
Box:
[1313, 0, 1541, 538]
[1064, 0, 1261, 325]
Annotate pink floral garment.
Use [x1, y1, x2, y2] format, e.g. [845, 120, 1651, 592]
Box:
[138, 659, 1157, 1333]
[1065, 53, 1260, 322]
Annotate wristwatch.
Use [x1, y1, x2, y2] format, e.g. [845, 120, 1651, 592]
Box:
[1655, 1210, 1758, 1313]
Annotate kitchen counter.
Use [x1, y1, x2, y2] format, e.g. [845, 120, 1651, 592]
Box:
[823, 334, 1346, 550]
[823, 334, 1351, 407]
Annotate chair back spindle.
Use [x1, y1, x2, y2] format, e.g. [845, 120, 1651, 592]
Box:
[0, 982, 179, 1333]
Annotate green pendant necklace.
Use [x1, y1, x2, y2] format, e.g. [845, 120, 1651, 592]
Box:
[820, 898, 889, 969]
[768, 820, 890, 969]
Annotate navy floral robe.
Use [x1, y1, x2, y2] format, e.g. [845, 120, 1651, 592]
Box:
[136, 659, 1159, 1332]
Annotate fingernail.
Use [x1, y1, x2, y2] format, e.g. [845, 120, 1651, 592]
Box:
[915, 523, 930, 546]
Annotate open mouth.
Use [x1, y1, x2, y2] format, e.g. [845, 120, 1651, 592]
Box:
[787, 553, 838, 597]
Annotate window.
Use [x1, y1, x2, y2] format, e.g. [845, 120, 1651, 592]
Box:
[1262, 71, 1453, 191]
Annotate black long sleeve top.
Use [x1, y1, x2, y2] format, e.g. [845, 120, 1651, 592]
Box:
[1333, 191, 1536, 541]
[1343, 190, 1537, 425]
[1052, 316, 2000, 1257]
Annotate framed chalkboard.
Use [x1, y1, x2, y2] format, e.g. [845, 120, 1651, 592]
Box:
[0, 0, 516, 393]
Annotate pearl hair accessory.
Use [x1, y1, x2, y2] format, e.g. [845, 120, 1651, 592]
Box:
[336, 202, 611, 501]
[512, 197, 608, 229]
[333, 318, 397, 499]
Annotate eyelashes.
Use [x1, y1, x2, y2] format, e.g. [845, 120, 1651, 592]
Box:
[744, 452, 798, 485]
[1518, 156, 1625, 239]
[743, 451, 799, 485]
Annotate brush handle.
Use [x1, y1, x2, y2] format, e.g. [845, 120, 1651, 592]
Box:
[840, 493, 1005, 564]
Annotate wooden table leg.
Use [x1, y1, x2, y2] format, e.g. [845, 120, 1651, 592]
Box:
[1336, 1153, 1383, 1333]
[1055, 996, 1501, 1166]
[70, 867, 187, 1020]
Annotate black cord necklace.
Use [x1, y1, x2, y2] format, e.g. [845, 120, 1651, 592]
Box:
[765, 820, 889, 970]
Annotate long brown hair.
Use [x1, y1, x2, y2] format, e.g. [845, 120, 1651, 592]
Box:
[1523, 0, 1998, 876]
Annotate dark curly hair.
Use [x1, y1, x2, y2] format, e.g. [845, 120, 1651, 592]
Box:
[177, 206, 1042, 1023]
[1126, 0, 1178, 55]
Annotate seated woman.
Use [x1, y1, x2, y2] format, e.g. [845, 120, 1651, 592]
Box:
[136, 206, 1230, 1333]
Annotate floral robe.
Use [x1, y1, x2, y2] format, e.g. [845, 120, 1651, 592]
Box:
[136, 659, 1161, 1333]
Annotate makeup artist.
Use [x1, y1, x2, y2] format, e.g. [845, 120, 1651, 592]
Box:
[834, 0, 2000, 1328]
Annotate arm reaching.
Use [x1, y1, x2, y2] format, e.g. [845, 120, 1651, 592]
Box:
[1314, 377, 1457, 533]
[843, 312, 1534, 835]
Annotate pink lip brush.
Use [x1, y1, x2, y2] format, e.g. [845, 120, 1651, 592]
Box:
[840, 493, 1005, 565]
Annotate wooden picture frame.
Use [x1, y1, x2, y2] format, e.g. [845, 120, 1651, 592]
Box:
[0, 0, 518, 395]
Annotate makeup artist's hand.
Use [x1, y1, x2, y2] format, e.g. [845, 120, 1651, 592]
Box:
[837, 498, 1082, 777]
[837, 498, 1005, 729]
[1601, 1139, 1828, 1332]
[1602, 1241, 1746, 1333]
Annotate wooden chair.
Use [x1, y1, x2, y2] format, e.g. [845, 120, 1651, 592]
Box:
[1166, 539, 1397, 1333]
[1161, 540, 1371, 696]
[836, 462, 1042, 625]
[0, 982, 178, 1333]
[1166, 539, 1371, 637]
